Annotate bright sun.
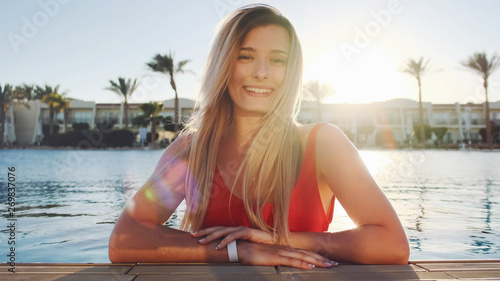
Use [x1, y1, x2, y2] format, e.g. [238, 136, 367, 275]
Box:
[304, 48, 411, 104]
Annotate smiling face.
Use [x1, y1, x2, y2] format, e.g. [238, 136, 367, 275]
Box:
[227, 24, 290, 117]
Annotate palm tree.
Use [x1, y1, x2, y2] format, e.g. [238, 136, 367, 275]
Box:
[303, 80, 334, 122]
[0, 84, 32, 147]
[146, 52, 191, 133]
[105, 77, 139, 129]
[461, 52, 500, 145]
[55, 96, 71, 133]
[36, 86, 67, 135]
[34, 84, 54, 100]
[135, 102, 164, 147]
[400, 57, 433, 144]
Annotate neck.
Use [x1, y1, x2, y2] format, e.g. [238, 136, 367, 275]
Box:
[226, 112, 263, 153]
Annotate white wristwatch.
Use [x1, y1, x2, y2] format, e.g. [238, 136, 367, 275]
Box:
[227, 240, 239, 262]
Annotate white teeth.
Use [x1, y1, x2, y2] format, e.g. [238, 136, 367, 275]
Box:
[245, 87, 272, 94]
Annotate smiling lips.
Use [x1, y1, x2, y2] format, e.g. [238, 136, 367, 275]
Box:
[244, 86, 272, 95]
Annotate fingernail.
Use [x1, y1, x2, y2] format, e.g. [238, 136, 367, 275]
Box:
[198, 238, 206, 243]
[324, 261, 334, 267]
[308, 264, 315, 268]
[331, 261, 339, 267]
[215, 244, 220, 250]
[191, 232, 197, 236]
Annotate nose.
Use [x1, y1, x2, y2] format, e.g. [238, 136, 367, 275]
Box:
[252, 58, 268, 80]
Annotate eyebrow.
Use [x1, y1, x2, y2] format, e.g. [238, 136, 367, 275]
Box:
[240, 47, 288, 55]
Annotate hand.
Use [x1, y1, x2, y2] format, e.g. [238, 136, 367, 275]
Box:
[237, 240, 338, 269]
[192, 226, 273, 249]
[193, 226, 272, 248]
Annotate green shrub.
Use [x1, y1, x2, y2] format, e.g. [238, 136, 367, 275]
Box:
[72, 123, 90, 131]
[42, 124, 60, 136]
[41, 129, 134, 148]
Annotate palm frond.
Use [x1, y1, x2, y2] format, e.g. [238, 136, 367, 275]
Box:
[105, 77, 140, 101]
[400, 57, 432, 79]
[461, 52, 500, 79]
[304, 80, 334, 102]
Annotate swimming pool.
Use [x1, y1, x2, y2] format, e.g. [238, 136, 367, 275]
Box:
[1, 149, 499, 262]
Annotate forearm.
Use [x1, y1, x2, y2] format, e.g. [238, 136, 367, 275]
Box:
[289, 225, 409, 265]
[109, 214, 228, 263]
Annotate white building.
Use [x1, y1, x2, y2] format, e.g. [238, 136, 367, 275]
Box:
[6, 97, 500, 147]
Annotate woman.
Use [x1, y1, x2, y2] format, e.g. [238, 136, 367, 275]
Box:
[109, 4, 409, 269]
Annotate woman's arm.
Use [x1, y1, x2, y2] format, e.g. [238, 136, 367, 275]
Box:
[196, 124, 409, 264]
[291, 124, 409, 264]
[109, 137, 335, 268]
[108, 137, 225, 262]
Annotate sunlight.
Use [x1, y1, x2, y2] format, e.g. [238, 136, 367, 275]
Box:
[358, 150, 391, 177]
[304, 48, 411, 104]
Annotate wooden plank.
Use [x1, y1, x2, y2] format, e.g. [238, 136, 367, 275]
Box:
[291, 271, 454, 280]
[445, 270, 500, 279]
[2, 274, 135, 281]
[278, 264, 426, 274]
[416, 262, 500, 271]
[410, 260, 500, 264]
[2, 261, 500, 280]
[134, 274, 284, 281]
[0, 264, 133, 274]
[129, 263, 276, 275]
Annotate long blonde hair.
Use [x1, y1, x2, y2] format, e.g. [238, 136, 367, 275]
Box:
[176, 4, 304, 245]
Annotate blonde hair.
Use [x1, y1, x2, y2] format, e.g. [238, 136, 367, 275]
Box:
[175, 4, 303, 245]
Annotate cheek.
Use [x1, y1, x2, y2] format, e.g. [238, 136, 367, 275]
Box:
[232, 64, 248, 81]
[276, 68, 286, 86]
[229, 65, 244, 88]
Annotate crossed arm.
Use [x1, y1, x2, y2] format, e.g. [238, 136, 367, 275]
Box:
[109, 125, 409, 268]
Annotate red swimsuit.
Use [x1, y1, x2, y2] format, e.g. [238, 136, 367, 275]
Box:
[201, 123, 334, 232]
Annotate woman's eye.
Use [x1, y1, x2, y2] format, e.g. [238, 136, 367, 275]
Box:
[271, 58, 287, 65]
[238, 55, 252, 60]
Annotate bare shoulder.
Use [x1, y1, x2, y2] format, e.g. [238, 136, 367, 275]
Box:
[297, 123, 352, 150]
[317, 123, 354, 150]
[154, 133, 192, 174]
[161, 134, 192, 157]
[296, 123, 318, 147]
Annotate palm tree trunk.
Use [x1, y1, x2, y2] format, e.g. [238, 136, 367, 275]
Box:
[124, 101, 129, 129]
[418, 79, 425, 145]
[63, 109, 69, 133]
[174, 90, 179, 133]
[151, 119, 156, 148]
[484, 80, 492, 145]
[49, 107, 55, 135]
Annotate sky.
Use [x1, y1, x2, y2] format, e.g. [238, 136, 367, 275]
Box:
[2, 0, 500, 105]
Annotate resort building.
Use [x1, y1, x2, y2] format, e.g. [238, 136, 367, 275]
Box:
[299, 99, 500, 147]
[6, 98, 500, 147]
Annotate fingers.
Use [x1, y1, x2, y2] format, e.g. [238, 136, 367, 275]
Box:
[191, 226, 225, 238]
[192, 226, 245, 246]
[278, 256, 318, 270]
[216, 230, 246, 249]
[277, 248, 337, 269]
[193, 227, 339, 269]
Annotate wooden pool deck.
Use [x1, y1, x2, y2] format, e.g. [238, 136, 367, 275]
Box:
[2, 260, 500, 280]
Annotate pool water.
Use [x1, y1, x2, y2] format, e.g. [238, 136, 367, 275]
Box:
[1, 149, 499, 262]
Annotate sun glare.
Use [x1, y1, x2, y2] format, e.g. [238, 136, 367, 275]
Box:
[304, 49, 410, 104]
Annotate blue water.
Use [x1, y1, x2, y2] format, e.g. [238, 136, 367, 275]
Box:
[1, 149, 499, 262]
